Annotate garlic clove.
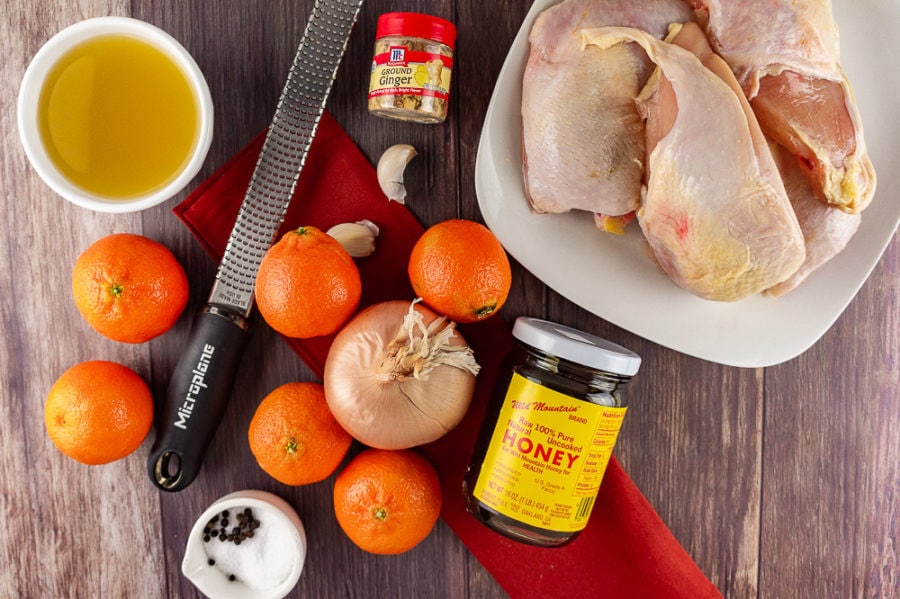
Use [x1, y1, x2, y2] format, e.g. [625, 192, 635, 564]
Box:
[377, 144, 417, 203]
[327, 220, 379, 258]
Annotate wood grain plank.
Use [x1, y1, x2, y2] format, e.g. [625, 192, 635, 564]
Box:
[454, 2, 535, 596]
[329, 0, 463, 231]
[760, 235, 900, 598]
[126, 1, 288, 596]
[1, 2, 166, 597]
[869, 237, 900, 595]
[130, 1, 495, 597]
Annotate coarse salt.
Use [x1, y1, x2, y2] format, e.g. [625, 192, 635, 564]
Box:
[204, 508, 297, 591]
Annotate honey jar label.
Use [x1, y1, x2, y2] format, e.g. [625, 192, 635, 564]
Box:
[472, 373, 627, 533]
[368, 47, 453, 101]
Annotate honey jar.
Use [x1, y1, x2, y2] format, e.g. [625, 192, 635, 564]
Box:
[463, 317, 641, 546]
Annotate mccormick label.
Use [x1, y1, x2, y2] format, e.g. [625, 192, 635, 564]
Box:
[368, 45, 453, 102]
[472, 373, 627, 532]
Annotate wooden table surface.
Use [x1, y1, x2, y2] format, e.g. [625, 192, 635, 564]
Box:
[2, 1, 898, 597]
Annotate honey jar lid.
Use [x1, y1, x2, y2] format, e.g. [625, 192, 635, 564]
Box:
[512, 317, 641, 376]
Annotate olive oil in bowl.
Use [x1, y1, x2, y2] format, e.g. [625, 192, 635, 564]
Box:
[37, 34, 200, 199]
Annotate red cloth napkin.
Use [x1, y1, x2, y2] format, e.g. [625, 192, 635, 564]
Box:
[174, 112, 722, 599]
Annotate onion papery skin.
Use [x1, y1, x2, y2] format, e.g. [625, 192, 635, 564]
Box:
[324, 300, 477, 449]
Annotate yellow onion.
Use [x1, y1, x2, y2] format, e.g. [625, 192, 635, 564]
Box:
[323, 300, 480, 449]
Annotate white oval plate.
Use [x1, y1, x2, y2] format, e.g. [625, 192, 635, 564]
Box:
[475, 0, 900, 368]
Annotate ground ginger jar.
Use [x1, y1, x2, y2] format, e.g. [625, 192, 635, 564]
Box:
[463, 317, 641, 547]
[367, 12, 456, 124]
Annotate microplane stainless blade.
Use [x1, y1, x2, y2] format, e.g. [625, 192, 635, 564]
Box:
[148, 0, 365, 491]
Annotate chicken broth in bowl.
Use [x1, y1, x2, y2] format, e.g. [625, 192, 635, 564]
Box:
[18, 17, 213, 213]
[38, 34, 200, 199]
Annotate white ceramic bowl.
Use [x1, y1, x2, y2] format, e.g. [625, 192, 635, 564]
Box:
[17, 16, 213, 213]
[182, 490, 307, 599]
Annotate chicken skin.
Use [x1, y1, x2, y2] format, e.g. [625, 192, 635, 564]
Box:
[521, 0, 694, 216]
[766, 142, 861, 296]
[583, 23, 806, 301]
[686, 0, 876, 213]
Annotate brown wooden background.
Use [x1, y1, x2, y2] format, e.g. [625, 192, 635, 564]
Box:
[2, 1, 898, 597]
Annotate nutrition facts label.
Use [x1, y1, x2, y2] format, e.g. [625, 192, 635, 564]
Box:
[575, 409, 625, 494]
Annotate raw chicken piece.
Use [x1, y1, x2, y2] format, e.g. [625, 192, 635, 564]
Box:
[582, 23, 805, 302]
[686, 0, 876, 214]
[766, 142, 861, 296]
[521, 0, 694, 216]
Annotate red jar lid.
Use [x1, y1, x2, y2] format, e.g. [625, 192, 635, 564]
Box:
[375, 12, 457, 48]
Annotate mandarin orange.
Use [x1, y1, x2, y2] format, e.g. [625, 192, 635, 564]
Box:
[248, 382, 352, 486]
[255, 226, 362, 339]
[408, 219, 511, 323]
[45, 360, 154, 465]
[333, 449, 442, 555]
[72, 233, 189, 343]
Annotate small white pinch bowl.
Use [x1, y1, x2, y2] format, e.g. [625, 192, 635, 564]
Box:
[17, 16, 213, 213]
[182, 490, 307, 599]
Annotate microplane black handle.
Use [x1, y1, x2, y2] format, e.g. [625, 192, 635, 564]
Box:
[147, 305, 249, 492]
